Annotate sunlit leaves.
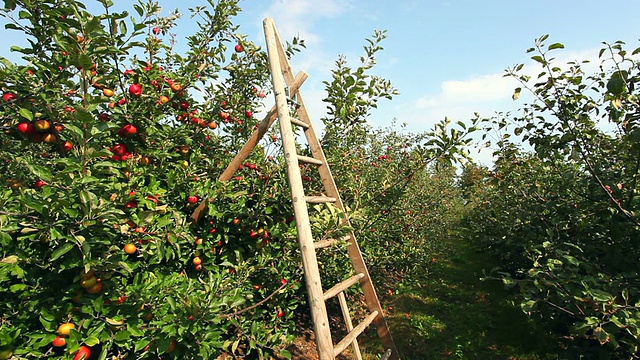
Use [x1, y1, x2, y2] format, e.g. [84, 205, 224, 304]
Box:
[470, 35, 640, 358]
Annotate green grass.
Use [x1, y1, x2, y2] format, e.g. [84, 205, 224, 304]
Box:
[359, 238, 564, 359]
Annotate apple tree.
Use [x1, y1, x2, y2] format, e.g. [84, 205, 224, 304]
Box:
[0, 0, 325, 358]
[318, 30, 475, 294]
[463, 36, 640, 357]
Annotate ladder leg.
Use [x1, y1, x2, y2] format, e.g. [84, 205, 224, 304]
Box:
[338, 292, 363, 360]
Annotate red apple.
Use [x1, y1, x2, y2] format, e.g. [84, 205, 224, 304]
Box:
[43, 133, 57, 144]
[235, 44, 243, 53]
[52, 335, 66, 347]
[245, 110, 253, 118]
[3, 92, 16, 102]
[187, 195, 199, 204]
[73, 345, 91, 360]
[129, 83, 142, 96]
[34, 119, 51, 132]
[61, 140, 73, 151]
[177, 145, 189, 156]
[145, 195, 159, 204]
[34, 179, 47, 188]
[152, 27, 161, 35]
[118, 123, 137, 137]
[16, 122, 35, 135]
[112, 144, 127, 156]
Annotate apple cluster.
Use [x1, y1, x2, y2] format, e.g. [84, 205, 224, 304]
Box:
[7, 91, 74, 152]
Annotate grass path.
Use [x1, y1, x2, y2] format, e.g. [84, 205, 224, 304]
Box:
[360, 237, 563, 359]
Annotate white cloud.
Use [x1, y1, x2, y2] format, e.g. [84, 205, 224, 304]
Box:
[376, 46, 612, 166]
[405, 46, 607, 126]
[415, 73, 516, 110]
[261, 0, 349, 46]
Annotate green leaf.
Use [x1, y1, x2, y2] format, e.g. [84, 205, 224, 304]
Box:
[114, 330, 131, 342]
[78, 54, 94, 70]
[512, 87, 521, 101]
[9, 283, 27, 292]
[520, 299, 537, 313]
[51, 243, 75, 261]
[18, 108, 33, 120]
[25, 163, 53, 181]
[119, 20, 127, 35]
[593, 327, 610, 345]
[63, 123, 84, 139]
[84, 336, 101, 346]
[167, 297, 176, 310]
[128, 325, 143, 337]
[133, 4, 143, 16]
[39, 310, 55, 331]
[547, 43, 565, 50]
[50, 227, 64, 240]
[74, 107, 94, 123]
[530, 55, 544, 64]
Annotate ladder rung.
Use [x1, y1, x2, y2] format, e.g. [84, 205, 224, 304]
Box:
[334, 310, 379, 356]
[290, 117, 309, 128]
[305, 196, 336, 204]
[314, 235, 350, 250]
[297, 154, 323, 166]
[323, 273, 364, 301]
[380, 349, 393, 360]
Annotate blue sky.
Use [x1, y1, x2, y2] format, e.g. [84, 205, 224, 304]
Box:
[2, 0, 639, 163]
[229, 0, 640, 128]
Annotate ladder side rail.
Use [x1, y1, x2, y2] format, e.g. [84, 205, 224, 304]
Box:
[264, 18, 335, 360]
[269, 18, 296, 85]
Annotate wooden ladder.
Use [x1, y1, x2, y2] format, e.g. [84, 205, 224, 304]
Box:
[190, 17, 399, 360]
[263, 18, 399, 360]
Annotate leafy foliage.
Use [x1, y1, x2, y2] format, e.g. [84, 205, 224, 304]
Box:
[463, 36, 640, 358]
[319, 33, 476, 296]
[0, 1, 310, 358]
